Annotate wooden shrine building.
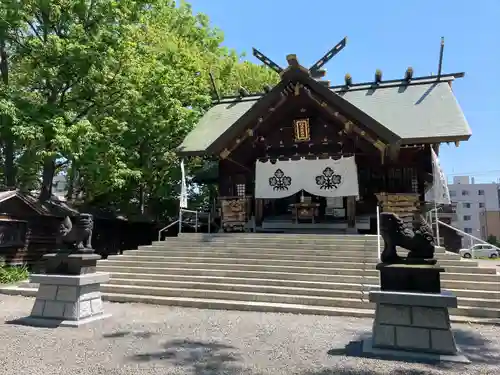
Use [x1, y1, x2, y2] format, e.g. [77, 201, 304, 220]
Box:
[177, 38, 471, 233]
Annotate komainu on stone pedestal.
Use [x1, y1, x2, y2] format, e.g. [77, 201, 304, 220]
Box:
[57, 213, 94, 254]
[365, 211, 468, 362]
[46, 213, 98, 275]
[379, 212, 435, 263]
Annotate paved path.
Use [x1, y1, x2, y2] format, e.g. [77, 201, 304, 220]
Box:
[0, 295, 499, 375]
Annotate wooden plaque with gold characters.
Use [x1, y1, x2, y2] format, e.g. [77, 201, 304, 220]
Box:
[293, 118, 311, 142]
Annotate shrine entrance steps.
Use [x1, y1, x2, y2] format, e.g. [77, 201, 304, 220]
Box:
[2, 233, 499, 324]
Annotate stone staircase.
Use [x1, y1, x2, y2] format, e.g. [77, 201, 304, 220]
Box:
[2, 233, 499, 323]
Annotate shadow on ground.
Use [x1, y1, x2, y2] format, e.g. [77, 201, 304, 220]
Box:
[102, 330, 156, 339]
[327, 328, 500, 369]
[299, 369, 436, 375]
[102, 326, 499, 374]
[5, 317, 67, 329]
[129, 339, 243, 375]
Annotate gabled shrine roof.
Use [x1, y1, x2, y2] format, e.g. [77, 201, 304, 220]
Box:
[178, 75, 471, 156]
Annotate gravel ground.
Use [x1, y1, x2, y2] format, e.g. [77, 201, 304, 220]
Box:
[0, 295, 499, 375]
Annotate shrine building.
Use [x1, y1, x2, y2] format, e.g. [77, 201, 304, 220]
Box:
[177, 38, 471, 234]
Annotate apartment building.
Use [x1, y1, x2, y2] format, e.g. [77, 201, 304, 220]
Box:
[479, 211, 500, 243]
[448, 176, 500, 246]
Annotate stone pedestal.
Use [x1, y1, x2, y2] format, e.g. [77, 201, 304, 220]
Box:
[370, 291, 458, 354]
[362, 263, 469, 363]
[27, 272, 110, 327]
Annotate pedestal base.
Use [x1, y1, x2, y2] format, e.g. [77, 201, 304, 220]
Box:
[368, 290, 462, 357]
[376, 263, 444, 294]
[44, 253, 101, 275]
[361, 338, 470, 364]
[27, 272, 110, 327]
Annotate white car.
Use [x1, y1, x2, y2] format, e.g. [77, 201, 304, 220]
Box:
[459, 244, 499, 259]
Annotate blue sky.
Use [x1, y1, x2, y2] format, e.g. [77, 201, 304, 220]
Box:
[188, 0, 499, 183]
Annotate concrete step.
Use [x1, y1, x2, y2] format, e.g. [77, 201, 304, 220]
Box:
[108, 253, 475, 268]
[105, 278, 500, 307]
[98, 259, 494, 275]
[103, 293, 499, 321]
[157, 237, 447, 251]
[96, 265, 500, 284]
[141, 243, 449, 254]
[100, 284, 500, 312]
[106, 274, 370, 291]
[107, 278, 369, 297]
[100, 284, 370, 309]
[150, 239, 445, 248]
[159, 239, 378, 247]
[146, 243, 379, 251]
[174, 234, 380, 242]
[131, 246, 452, 260]
[2, 285, 498, 323]
[105, 272, 500, 293]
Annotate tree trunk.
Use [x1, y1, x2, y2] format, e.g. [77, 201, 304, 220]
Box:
[138, 140, 147, 214]
[66, 159, 77, 201]
[39, 157, 55, 201]
[139, 183, 145, 214]
[0, 38, 16, 188]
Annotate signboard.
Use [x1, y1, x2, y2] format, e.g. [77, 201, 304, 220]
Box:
[293, 118, 311, 142]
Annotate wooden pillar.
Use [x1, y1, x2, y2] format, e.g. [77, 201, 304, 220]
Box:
[346, 196, 356, 228]
[255, 198, 263, 226]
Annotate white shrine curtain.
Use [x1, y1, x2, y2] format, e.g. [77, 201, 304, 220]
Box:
[302, 157, 359, 198]
[255, 159, 304, 199]
[255, 157, 359, 199]
[424, 148, 451, 205]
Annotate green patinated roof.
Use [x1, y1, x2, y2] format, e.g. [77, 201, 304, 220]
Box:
[182, 98, 260, 154]
[178, 77, 471, 155]
[338, 78, 470, 143]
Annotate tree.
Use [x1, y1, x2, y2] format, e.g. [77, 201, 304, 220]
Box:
[1, 0, 278, 221]
[0, 0, 23, 188]
[70, 1, 279, 219]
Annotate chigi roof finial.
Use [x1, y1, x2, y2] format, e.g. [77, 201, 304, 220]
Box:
[437, 37, 445, 80]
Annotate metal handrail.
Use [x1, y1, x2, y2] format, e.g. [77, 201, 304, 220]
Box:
[158, 219, 179, 241]
[376, 205, 381, 261]
[179, 208, 199, 234]
[429, 206, 443, 246]
[436, 219, 500, 251]
[178, 208, 212, 235]
[180, 208, 199, 213]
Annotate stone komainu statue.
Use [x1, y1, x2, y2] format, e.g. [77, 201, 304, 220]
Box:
[57, 213, 94, 252]
[379, 212, 435, 263]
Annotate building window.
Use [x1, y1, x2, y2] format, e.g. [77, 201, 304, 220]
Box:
[464, 228, 472, 234]
[462, 190, 469, 196]
[478, 189, 485, 195]
[479, 202, 485, 208]
[463, 215, 471, 221]
[463, 202, 471, 208]
[449, 190, 456, 197]
[235, 184, 246, 197]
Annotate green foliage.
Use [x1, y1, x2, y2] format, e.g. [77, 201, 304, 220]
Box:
[0, 0, 278, 220]
[0, 264, 29, 284]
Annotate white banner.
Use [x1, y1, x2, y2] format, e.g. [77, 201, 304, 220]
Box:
[255, 159, 303, 199]
[180, 160, 188, 208]
[425, 148, 451, 205]
[255, 157, 359, 199]
[302, 157, 359, 198]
